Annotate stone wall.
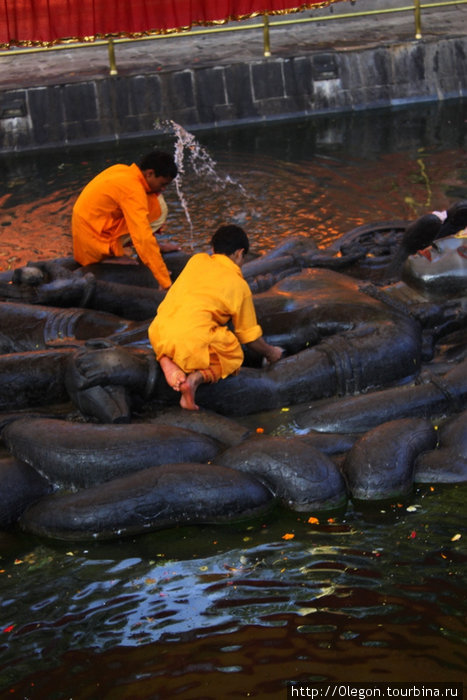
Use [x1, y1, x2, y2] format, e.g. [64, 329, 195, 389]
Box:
[1, 35, 466, 153]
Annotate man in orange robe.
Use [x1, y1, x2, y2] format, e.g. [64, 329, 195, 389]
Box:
[72, 150, 178, 289]
[149, 225, 283, 410]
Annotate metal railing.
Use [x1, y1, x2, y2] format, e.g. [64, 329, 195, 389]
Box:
[2, 0, 466, 75]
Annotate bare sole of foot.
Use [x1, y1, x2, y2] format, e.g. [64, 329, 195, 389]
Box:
[180, 371, 204, 410]
[159, 356, 186, 391]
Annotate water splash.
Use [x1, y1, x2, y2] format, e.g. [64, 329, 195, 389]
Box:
[154, 119, 247, 247]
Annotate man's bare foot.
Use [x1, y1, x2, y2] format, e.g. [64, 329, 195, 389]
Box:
[159, 356, 186, 391]
[180, 371, 204, 410]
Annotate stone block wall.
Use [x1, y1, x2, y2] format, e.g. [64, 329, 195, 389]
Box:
[1, 36, 466, 153]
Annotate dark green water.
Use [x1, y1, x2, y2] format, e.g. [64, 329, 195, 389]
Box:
[0, 484, 465, 697]
[0, 100, 466, 697]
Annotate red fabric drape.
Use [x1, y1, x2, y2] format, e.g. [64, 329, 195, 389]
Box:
[1, 0, 338, 47]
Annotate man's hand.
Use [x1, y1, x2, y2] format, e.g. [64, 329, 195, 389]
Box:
[159, 242, 181, 253]
[264, 344, 284, 364]
[246, 337, 285, 365]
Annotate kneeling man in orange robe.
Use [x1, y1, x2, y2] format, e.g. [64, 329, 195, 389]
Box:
[148, 225, 283, 410]
[72, 150, 178, 290]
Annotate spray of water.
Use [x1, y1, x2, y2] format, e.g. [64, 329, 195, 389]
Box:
[154, 119, 247, 247]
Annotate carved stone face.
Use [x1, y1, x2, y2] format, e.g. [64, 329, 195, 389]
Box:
[402, 234, 467, 296]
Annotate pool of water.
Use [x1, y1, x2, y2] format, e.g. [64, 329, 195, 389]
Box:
[0, 485, 465, 697]
[0, 100, 466, 697]
[1, 99, 466, 269]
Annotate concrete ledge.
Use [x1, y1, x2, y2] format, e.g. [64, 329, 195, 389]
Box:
[1, 34, 466, 153]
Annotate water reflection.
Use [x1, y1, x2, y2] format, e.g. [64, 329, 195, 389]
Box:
[0, 101, 466, 696]
[0, 482, 465, 696]
[0, 100, 466, 270]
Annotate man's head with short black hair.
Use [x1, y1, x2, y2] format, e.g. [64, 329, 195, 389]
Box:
[211, 225, 250, 256]
[139, 151, 178, 179]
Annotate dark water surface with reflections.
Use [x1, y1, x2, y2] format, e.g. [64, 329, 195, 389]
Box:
[0, 100, 466, 697]
[1, 100, 466, 268]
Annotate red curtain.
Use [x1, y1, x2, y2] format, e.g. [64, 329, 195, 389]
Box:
[1, 0, 339, 47]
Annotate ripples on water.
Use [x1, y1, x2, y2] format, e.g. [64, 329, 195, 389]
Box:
[0, 101, 466, 269]
[0, 101, 466, 696]
[0, 484, 465, 697]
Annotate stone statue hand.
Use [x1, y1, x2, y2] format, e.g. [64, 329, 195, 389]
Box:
[7, 262, 95, 307]
[35, 275, 95, 307]
[410, 299, 465, 327]
[69, 341, 149, 391]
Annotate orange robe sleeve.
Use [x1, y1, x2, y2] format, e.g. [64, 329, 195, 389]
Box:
[117, 178, 172, 289]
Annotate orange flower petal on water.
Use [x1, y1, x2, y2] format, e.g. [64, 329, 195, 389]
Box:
[282, 533, 295, 540]
[256, 427, 264, 434]
[307, 517, 319, 524]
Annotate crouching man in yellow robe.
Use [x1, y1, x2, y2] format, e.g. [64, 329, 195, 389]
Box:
[148, 225, 283, 410]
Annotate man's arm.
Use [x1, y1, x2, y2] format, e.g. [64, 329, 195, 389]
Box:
[121, 193, 172, 289]
[246, 336, 283, 364]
